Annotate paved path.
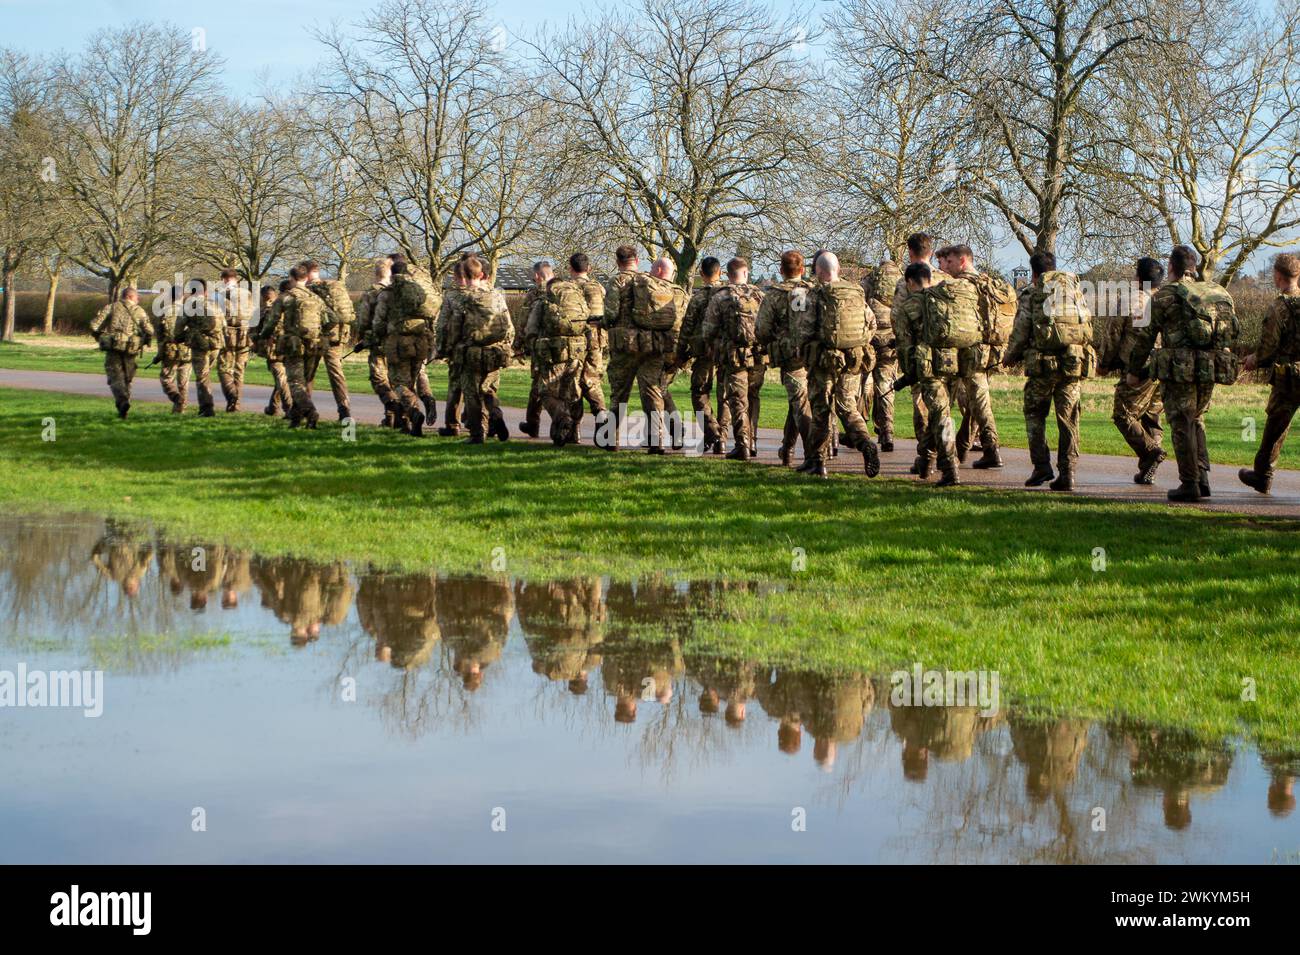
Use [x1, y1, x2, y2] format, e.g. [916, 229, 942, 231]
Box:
[4, 367, 1299, 517]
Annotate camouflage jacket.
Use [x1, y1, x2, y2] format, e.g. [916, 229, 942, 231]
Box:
[701, 283, 765, 352]
[519, 284, 547, 356]
[1096, 287, 1156, 375]
[1124, 276, 1203, 377]
[151, 302, 191, 363]
[1256, 293, 1300, 371]
[354, 282, 389, 349]
[600, 270, 638, 330]
[676, 282, 722, 361]
[173, 299, 226, 353]
[90, 301, 153, 355]
[754, 279, 810, 369]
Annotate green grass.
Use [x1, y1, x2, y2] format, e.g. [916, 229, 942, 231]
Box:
[1, 385, 1298, 748]
[2, 334, 1289, 468]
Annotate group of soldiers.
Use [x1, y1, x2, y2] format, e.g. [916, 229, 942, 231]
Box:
[89, 233, 1300, 498]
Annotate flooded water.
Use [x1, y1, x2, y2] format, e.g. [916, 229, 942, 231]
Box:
[0, 513, 1295, 864]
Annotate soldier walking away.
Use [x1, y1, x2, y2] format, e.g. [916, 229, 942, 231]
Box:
[530, 264, 590, 445]
[625, 257, 689, 453]
[276, 265, 326, 428]
[942, 244, 1011, 469]
[569, 252, 609, 439]
[355, 259, 395, 425]
[303, 261, 355, 421]
[756, 250, 813, 466]
[797, 251, 881, 478]
[1002, 252, 1096, 491]
[1240, 252, 1300, 494]
[863, 259, 902, 451]
[676, 256, 729, 454]
[893, 233, 944, 478]
[381, 258, 442, 436]
[174, 279, 226, 417]
[441, 254, 514, 444]
[89, 286, 152, 419]
[253, 281, 293, 417]
[1126, 245, 1240, 502]
[702, 256, 766, 460]
[518, 260, 553, 438]
[1098, 257, 1167, 484]
[151, 284, 191, 413]
[216, 269, 255, 413]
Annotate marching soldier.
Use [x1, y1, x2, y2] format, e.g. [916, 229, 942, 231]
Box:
[676, 256, 729, 454]
[151, 284, 191, 413]
[253, 281, 293, 418]
[355, 259, 396, 426]
[1240, 252, 1300, 494]
[517, 260, 553, 438]
[274, 265, 325, 428]
[88, 286, 152, 419]
[174, 280, 225, 417]
[303, 261, 355, 422]
[569, 252, 609, 437]
[756, 250, 813, 466]
[941, 244, 1010, 469]
[440, 254, 514, 444]
[702, 256, 766, 460]
[216, 269, 255, 413]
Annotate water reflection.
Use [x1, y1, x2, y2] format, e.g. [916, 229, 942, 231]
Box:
[0, 513, 1295, 863]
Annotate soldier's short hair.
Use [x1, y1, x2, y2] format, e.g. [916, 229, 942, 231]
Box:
[388, 251, 407, 266]
[260, 285, 277, 303]
[120, 286, 138, 300]
[463, 254, 486, 280]
[906, 232, 933, 259]
[569, 252, 590, 274]
[810, 248, 828, 270]
[699, 256, 721, 279]
[934, 245, 953, 261]
[220, 268, 238, 281]
[1273, 252, 1300, 280]
[1136, 257, 1164, 288]
[278, 279, 294, 293]
[532, 260, 552, 275]
[727, 256, 748, 277]
[904, 262, 931, 286]
[951, 244, 974, 262]
[615, 244, 638, 266]
[392, 261, 408, 275]
[289, 265, 308, 281]
[1169, 244, 1199, 277]
[299, 260, 320, 274]
[1029, 251, 1055, 277]
[780, 250, 803, 279]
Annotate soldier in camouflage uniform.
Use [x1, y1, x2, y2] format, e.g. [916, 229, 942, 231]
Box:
[598, 245, 643, 450]
[703, 257, 766, 460]
[436, 259, 468, 437]
[303, 261, 354, 422]
[862, 259, 902, 450]
[626, 257, 688, 453]
[274, 265, 325, 428]
[756, 250, 812, 466]
[253, 281, 293, 417]
[379, 259, 442, 436]
[173, 280, 227, 417]
[524, 266, 588, 445]
[438, 575, 513, 691]
[1126, 245, 1239, 501]
[569, 252, 609, 436]
[796, 252, 881, 478]
[355, 259, 396, 426]
[1098, 257, 1167, 484]
[356, 570, 441, 670]
[517, 261, 552, 438]
[150, 284, 191, 413]
[675, 256, 729, 454]
[440, 254, 514, 444]
[88, 287, 152, 419]
[942, 244, 1006, 469]
[1002, 252, 1096, 490]
[893, 234, 946, 477]
[894, 262, 962, 485]
[215, 269, 255, 413]
[1239, 252, 1300, 494]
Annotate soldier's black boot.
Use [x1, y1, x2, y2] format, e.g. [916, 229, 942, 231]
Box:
[861, 440, 880, 477]
[1238, 468, 1272, 494]
[778, 443, 792, 466]
[421, 396, 436, 425]
[338, 405, 351, 422]
[306, 412, 319, 430]
[225, 400, 237, 414]
[879, 431, 894, 453]
[934, 467, 960, 487]
[117, 402, 129, 420]
[466, 430, 485, 445]
[726, 444, 751, 461]
[812, 460, 829, 478]
[490, 416, 509, 442]
[437, 425, 461, 437]
[1167, 481, 1201, 502]
[1135, 449, 1166, 484]
[408, 409, 424, 437]
[288, 412, 302, 429]
[971, 446, 1003, 469]
[1025, 466, 1054, 487]
[796, 457, 817, 474]
[263, 403, 276, 417]
[1049, 470, 1075, 492]
[915, 454, 934, 480]
[518, 421, 539, 437]
[1199, 473, 1211, 498]
[551, 416, 572, 447]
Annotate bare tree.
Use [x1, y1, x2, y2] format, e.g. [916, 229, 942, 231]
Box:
[1101, 0, 1300, 282]
[48, 23, 222, 300]
[527, 0, 818, 282]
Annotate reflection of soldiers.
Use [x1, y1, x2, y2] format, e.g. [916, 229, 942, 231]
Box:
[252, 557, 355, 646]
[688, 652, 763, 727]
[219, 551, 252, 609]
[599, 637, 684, 724]
[1009, 718, 1090, 801]
[90, 528, 154, 598]
[516, 577, 606, 695]
[356, 571, 441, 669]
[1122, 727, 1233, 831]
[157, 542, 226, 610]
[1261, 750, 1299, 818]
[437, 576, 512, 690]
[890, 704, 985, 782]
[756, 670, 873, 767]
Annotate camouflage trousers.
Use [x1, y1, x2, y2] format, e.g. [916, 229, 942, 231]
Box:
[367, 349, 395, 408]
[459, 364, 504, 441]
[581, 325, 608, 416]
[284, 350, 322, 423]
[956, 371, 998, 452]
[539, 357, 584, 442]
[443, 359, 463, 430]
[609, 346, 679, 444]
[321, 343, 351, 417]
[218, 346, 251, 411]
[1161, 380, 1214, 485]
[779, 366, 811, 456]
[912, 386, 932, 461]
[917, 376, 959, 472]
[191, 349, 219, 414]
[159, 359, 191, 412]
[864, 353, 899, 439]
[633, 350, 677, 448]
[809, 354, 872, 462]
[266, 360, 291, 416]
[723, 361, 767, 451]
[688, 355, 730, 446]
[104, 351, 138, 412]
[386, 334, 430, 422]
[524, 356, 544, 432]
[1023, 372, 1082, 473]
[1252, 375, 1300, 478]
[1112, 375, 1164, 461]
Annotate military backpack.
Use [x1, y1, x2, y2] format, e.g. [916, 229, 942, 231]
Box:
[1164, 280, 1239, 351]
[972, 273, 1017, 346]
[462, 288, 512, 346]
[311, 279, 357, 345]
[544, 279, 590, 339]
[816, 280, 869, 350]
[720, 285, 763, 347]
[919, 279, 983, 349]
[96, 302, 145, 355]
[631, 274, 685, 332]
[1025, 270, 1093, 352]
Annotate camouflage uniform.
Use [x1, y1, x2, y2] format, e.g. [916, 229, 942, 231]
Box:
[703, 282, 767, 454]
[444, 285, 515, 442]
[756, 278, 812, 462]
[175, 298, 227, 416]
[434, 288, 464, 434]
[953, 267, 1004, 459]
[216, 283, 255, 412]
[274, 286, 325, 426]
[517, 577, 606, 693]
[798, 280, 879, 470]
[894, 292, 959, 477]
[1099, 288, 1165, 466]
[89, 300, 153, 416]
[627, 274, 688, 450]
[574, 273, 609, 426]
[438, 576, 513, 690]
[381, 270, 442, 432]
[602, 269, 641, 434]
[527, 279, 588, 444]
[90, 530, 153, 596]
[676, 282, 730, 449]
[519, 283, 547, 435]
[1247, 294, 1300, 483]
[860, 262, 901, 446]
[356, 571, 441, 669]
[355, 280, 395, 422]
[151, 299, 191, 412]
[893, 270, 946, 472]
[253, 298, 292, 417]
[309, 279, 355, 420]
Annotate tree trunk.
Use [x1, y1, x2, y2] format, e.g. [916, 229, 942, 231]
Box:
[1, 273, 15, 343]
[42, 271, 60, 334]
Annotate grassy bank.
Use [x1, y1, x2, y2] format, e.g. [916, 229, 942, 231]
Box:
[0, 385, 1297, 746]
[2, 334, 1288, 469]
